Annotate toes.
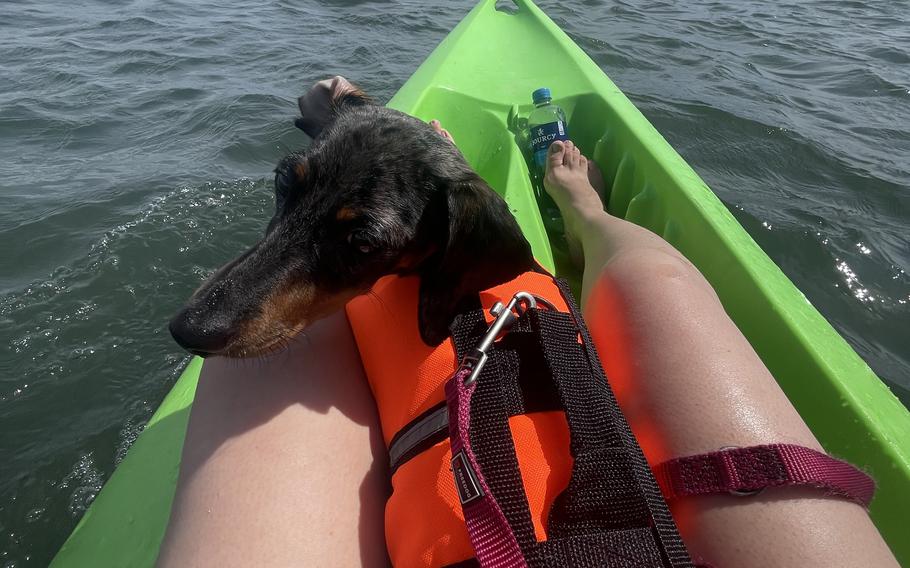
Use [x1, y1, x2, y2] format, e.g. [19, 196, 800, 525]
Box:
[562, 144, 573, 166]
[429, 119, 454, 143]
[568, 145, 582, 167]
[562, 141, 576, 166]
[547, 140, 566, 171]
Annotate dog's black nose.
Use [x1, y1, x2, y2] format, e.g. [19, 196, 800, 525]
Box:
[169, 308, 235, 358]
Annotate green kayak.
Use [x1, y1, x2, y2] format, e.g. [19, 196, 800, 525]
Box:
[52, 0, 910, 565]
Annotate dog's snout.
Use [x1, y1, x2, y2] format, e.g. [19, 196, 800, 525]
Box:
[169, 307, 235, 358]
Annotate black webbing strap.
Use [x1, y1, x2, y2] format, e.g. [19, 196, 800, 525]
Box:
[550, 278, 691, 566]
[442, 278, 691, 567]
[451, 307, 541, 554]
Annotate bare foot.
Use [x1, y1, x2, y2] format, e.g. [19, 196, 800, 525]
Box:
[429, 119, 454, 143]
[543, 141, 604, 214]
[543, 141, 605, 266]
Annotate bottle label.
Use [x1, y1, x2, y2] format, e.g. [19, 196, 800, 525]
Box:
[529, 120, 568, 167]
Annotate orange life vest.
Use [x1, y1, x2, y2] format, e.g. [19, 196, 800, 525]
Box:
[346, 271, 574, 567]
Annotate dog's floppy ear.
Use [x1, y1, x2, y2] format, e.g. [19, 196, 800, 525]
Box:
[418, 175, 536, 345]
[295, 76, 372, 138]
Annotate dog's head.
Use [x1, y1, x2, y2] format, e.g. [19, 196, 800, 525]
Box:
[169, 77, 536, 358]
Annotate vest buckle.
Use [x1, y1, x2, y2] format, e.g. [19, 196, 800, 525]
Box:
[460, 291, 537, 386]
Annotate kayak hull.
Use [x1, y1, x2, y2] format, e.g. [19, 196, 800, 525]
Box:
[52, 1, 910, 565]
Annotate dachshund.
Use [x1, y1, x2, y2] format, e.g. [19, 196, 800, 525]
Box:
[169, 76, 537, 356]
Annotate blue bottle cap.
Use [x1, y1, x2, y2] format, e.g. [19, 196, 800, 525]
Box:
[532, 87, 551, 104]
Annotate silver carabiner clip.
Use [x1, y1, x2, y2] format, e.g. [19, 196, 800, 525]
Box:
[459, 291, 537, 386]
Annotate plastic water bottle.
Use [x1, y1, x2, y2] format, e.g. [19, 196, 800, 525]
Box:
[528, 87, 569, 168]
[527, 87, 568, 234]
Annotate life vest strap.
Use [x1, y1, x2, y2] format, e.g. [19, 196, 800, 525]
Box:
[439, 277, 692, 567]
[388, 401, 449, 475]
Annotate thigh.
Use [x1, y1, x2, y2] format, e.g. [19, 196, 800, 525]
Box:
[585, 248, 897, 567]
[586, 248, 821, 459]
[158, 311, 390, 568]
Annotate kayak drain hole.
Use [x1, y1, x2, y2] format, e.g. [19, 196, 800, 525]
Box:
[495, 0, 519, 14]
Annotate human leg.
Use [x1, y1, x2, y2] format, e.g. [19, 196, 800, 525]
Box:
[157, 311, 389, 567]
[159, 117, 457, 568]
[544, 141, 898, 567]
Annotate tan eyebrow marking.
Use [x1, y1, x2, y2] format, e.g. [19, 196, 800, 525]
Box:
[336, 207, 358, 221]
[294, 161, 308, 179]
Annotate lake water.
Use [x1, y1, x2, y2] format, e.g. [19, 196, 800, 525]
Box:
[1, 0, 907, 565]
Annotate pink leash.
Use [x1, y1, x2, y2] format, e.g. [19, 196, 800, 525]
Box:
[446, 367, 528, 568]
[652, 444, 875, 506]
[443, 293, 543, 567]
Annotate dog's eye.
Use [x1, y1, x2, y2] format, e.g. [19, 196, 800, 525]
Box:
[346, 232, 374, 254]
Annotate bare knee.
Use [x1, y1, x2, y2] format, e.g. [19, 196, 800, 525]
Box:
[600, 247, 718, 302]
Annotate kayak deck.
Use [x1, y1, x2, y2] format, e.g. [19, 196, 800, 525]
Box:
[52, 0, 910, 565]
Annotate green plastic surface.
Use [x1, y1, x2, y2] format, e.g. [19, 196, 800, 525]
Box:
[52, 1, 910, 565]
[51, 358, 202, 567]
